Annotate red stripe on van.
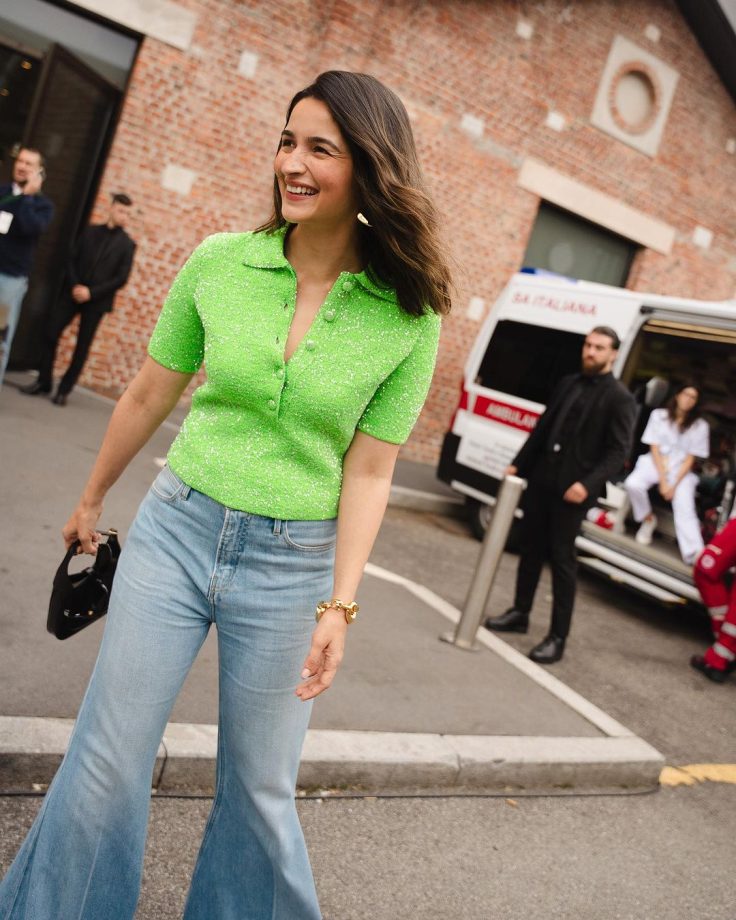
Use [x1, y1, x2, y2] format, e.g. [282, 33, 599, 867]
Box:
[449, 382, 469, 430]
[473, 396, 540, 432]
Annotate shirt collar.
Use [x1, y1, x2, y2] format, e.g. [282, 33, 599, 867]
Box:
[241, 224, 398, 303]
[580, 371, 612, 385]
[11, 182, 22, 196]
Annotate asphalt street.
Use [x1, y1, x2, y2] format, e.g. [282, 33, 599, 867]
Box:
[1, 784, 733, 920]
[0, 380, 608, 746]
[368, 506, 736, 768]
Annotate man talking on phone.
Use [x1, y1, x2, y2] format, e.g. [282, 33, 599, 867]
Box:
[0, 147, 54, 388]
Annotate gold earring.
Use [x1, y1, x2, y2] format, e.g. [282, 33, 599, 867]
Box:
[357, 212, 372, 227]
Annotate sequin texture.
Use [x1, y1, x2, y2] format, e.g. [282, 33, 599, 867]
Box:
[147, 228, 441, 519]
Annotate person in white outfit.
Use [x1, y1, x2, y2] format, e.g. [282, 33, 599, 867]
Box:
[624, 383, 710, 564]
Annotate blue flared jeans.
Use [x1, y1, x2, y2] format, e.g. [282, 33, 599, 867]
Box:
[0, 466, 335, 919]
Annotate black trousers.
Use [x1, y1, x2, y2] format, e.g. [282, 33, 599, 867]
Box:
[38, 299, 105, 395]
[513, 462, 588, 638]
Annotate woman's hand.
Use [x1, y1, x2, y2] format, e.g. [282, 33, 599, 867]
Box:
[62, 501, 104, 554]
[296, 609, 348, 701]
[295, 431, 398, 702]
[659, 481, 674, 502]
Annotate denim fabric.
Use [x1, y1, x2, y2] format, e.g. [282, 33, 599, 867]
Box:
[0, 466, 335, 919]
[0, 272, 29, 387]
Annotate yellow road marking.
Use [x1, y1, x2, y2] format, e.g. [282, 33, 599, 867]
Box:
[660, 764, 736, 786]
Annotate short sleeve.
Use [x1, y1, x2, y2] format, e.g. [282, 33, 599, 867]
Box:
[686, 419, 710, 459]
[357, 311, 441, 444]
[641, 409, 665, 446]
[147, 238, 214, 373]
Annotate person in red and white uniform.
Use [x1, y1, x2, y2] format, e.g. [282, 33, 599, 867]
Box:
[690, 516, 736, 683]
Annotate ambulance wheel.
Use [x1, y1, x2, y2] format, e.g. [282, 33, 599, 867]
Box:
[467, 498, 493, 540]
[466, 498, 522, 552]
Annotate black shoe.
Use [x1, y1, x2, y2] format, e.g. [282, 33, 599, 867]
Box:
[483, 607, 529, 633]
[529, 634, 565, 664]
[20, 381, 51, 396]
[51, 391, 68, 406]
[690, 655, 728, 684]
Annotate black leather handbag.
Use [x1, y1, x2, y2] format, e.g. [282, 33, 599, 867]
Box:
[47, 530, 121, 640]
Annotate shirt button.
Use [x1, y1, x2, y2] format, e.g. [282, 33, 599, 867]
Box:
[341, 280, 354, 292]
[305, 340, 316, 351]
[267, 399, 276, 410]
[324, 309, 336, 322]
[275, 368, 284, 379]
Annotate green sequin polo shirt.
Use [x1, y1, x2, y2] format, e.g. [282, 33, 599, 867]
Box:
[147, 228, 441, 520]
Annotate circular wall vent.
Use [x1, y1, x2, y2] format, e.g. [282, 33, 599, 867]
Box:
[608, 61, 662, 135]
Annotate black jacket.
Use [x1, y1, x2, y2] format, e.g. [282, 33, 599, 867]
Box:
[67, 224, 136, 313]
[513, 372, 637, 504]
[0, 183, 54, 277]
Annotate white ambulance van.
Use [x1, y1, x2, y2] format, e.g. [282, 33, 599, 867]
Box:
[437, 270, 736, 606]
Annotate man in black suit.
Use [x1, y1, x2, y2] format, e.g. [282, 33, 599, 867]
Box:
[484, 326, 636, 663]
[22, 193, 136, 405]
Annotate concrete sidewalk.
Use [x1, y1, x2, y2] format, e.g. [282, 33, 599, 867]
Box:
[0, 374, 664, 792]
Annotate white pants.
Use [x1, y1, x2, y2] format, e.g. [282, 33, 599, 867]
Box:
[624, 452, 703, 563]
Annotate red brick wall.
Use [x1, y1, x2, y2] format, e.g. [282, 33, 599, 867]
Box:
[58, 0, 736, 463]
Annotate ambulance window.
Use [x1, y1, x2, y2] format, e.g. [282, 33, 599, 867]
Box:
[477, 320, 583, 404]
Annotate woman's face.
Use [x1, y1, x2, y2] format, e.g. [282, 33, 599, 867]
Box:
[676, 387, 699, 413]
[274, 97, 358, 231]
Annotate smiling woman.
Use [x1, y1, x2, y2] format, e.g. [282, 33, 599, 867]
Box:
[276, 99, 357, 230]
[261, 70, 452, 318]
[0, 71, 452, 920]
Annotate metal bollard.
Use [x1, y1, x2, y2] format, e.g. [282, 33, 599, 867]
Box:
[440, 475, 526, 651]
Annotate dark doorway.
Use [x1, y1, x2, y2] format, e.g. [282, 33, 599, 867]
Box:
[7, 43, 121, 368]
[0, 0, 139, 371]
[0, 44, 42, 167]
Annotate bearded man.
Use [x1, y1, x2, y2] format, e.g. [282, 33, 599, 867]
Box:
[484, 326, 636, 663]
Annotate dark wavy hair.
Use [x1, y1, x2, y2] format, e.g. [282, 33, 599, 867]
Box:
[666, 382, 702, 431]
[258, 71, 452, 317]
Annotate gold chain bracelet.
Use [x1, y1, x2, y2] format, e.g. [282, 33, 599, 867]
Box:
[315, 598, 359, 624]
